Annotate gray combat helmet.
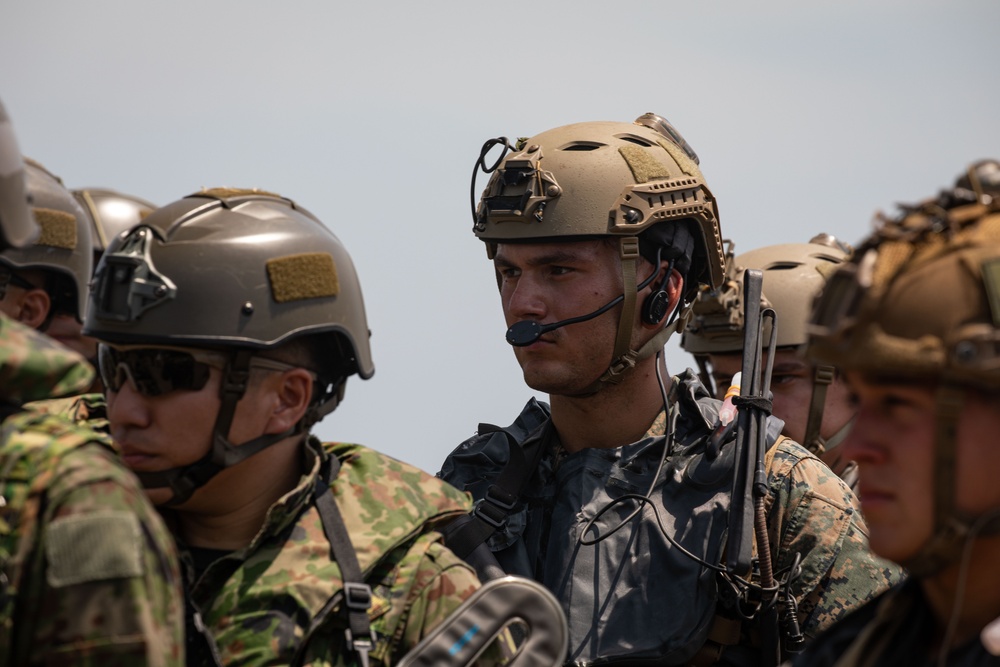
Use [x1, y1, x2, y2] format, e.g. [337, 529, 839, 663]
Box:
[1, 158, 93, 322]
[473, 114, 725, 388]
[72, 187, 155, 267]
[84, 187, 375, 505]
[85, 187, 374, 393]
[0, 99, 37, 250]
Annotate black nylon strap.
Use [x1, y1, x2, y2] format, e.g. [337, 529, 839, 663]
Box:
[313, 456, 374, 667]
[443, 421, 551, 560]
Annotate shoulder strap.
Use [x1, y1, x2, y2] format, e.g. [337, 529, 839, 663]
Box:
[442, 420, 551, 560]
[289, 455, 375, 667]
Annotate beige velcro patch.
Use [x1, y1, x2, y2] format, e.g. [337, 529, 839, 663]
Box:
[267, 253, 340, 303]
[45, 510, 143, 587]
[658, 139, 704, 180]
[619, 145, 671, 184]
[33, 208, 77, 249]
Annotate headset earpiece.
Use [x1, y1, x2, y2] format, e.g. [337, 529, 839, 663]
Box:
[641, 261, 676, 325]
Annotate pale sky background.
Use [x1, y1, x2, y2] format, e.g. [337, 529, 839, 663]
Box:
[2, 1, 997, 473]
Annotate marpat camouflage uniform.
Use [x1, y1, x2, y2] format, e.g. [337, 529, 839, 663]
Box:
[440, 370, 904, 665]
[178, 437, 509, 666]
[789, 580, 1000, 666]
[0, 314, 184, 666]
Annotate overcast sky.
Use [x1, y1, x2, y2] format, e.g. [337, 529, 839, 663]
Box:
[2, 1, 997, 473]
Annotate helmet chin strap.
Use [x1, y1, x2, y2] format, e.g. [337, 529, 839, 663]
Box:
[134, 350, 300, 507]
[901, 384, 1000, 577]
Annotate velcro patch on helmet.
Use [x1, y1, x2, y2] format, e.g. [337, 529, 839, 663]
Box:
[45, 511, 143, 587]
[267, 253, 339, 303]
[32, 208, 77, 249]
[657, 140, 704, 181]
[619, 145, 672, 183]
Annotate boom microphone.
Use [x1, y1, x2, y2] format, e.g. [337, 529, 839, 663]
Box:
[506, 295, 624, 346]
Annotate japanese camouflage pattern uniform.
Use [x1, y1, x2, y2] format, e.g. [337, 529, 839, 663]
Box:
[0, 314, 184, 666]
[440, 370, 904, 665]
[170, 436, 508, 666]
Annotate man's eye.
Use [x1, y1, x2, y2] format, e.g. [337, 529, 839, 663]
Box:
[550, 266, 572, 276]
[771, 374, 796, 386]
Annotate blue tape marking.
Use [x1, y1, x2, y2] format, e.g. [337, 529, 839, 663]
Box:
[449, 624, 481, 656]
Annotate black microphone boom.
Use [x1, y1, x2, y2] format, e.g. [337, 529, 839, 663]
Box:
[506, 294, 624, 346]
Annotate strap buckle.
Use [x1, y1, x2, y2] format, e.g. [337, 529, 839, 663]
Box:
[344, 581, 372, 612]
[813, 365, 835, 385]
[473, 484, 517, 530]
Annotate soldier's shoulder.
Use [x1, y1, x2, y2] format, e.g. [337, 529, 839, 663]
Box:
[439, 397, 551, 482]
[324, 440, 471, 533]
[0, 316, 95, 403]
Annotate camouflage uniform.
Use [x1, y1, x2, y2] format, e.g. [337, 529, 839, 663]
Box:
[176, 437, 506, 666]
[440, 371, 903, 665]
[789, 581, 1000, 667]
[0, 315, 184, 666]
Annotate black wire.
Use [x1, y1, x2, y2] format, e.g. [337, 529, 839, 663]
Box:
[470, 137, 514, 226]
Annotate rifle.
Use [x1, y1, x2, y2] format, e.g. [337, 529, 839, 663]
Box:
[725, 268, 781, 666]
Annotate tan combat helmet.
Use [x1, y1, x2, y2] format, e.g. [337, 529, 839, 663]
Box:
[0, 99, 37, 250]
[472, 113, 725, 387]
[0, 159, 93, 324]
[808, 159, 1000, 576]
[682, 236, 849, 454]
[72, 187, 155, 268]
[84, 188, 374, 503]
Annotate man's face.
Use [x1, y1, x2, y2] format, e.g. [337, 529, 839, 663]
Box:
[841, 374, 1000, 565]
[104, 345, 274, 507]
[708, 349, 854, 447]
[494, 239, 647, 396]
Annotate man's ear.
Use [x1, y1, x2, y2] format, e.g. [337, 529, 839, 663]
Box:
[640, 263, 684, 330]
[17, 288, 51, 330]
[264, 368, 314, 435]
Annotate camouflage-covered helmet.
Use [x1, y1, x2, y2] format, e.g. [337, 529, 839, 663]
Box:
[0, 99, 36, 250]
[472, 114, 725, 385]
[807, 159, 1000, 575]
[85, 187, 374, 387]
[809, 161, 1000, 390]
[0, 159, 93, 321]
[73, 187, 155, 264]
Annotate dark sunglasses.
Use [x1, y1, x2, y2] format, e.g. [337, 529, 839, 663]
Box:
[98, 345, 297, 396]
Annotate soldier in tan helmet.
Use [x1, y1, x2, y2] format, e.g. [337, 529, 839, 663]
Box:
[681, 237, 858, 485]
[440, 114, 901, 665]
[792, 160, 1000, 666]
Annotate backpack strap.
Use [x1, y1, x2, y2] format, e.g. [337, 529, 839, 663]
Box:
[442, 419, 551, 561]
